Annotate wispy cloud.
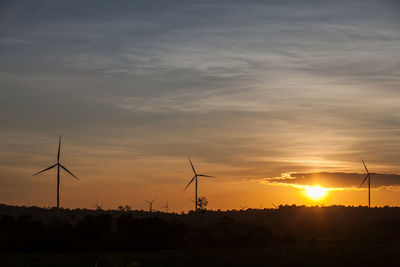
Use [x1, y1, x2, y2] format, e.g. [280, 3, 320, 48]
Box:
[0, 0, 399, 208]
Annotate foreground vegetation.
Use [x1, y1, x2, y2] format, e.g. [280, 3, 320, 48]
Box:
[1, 204, 400, 266]
[2, 244, 400, 267]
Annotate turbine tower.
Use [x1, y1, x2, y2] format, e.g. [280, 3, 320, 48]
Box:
[33, 136, 79, 209]
[184, 156, 214, 212]
[145, 199, 155, 212]
[360, 159, 374, 208]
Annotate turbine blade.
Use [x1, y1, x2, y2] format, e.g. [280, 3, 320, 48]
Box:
[57, 136, 62, 163]
[184, 175, 196, 191]
[32, 163, 57, 176]
[359, 173, 369, 188]
[361, 159, 370, 174]
[60, 164, 79, 180]
[197, 174, 215, 178]
[188, 156, 197, 175]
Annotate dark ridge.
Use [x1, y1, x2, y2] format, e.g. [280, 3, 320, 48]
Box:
[1, 204, 400, 252]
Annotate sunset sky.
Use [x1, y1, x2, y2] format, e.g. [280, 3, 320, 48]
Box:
[0, 0, 399, 211]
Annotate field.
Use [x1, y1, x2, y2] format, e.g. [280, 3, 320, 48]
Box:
[1, 243, 399, 267]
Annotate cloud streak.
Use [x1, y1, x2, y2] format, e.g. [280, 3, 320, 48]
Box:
[260, 172, 400, 190]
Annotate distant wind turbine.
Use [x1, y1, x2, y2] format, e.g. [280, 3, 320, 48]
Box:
[360, 159, 374, 208]
[92, 199, 102, 210]
[145, 199, 155, 212]
[32, 136, 79, 209]
[184, 156, 214, 212]
[239, 205, 247, 211]
[162, 200, 169, 213]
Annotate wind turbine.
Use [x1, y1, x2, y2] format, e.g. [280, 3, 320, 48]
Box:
[92, 199, 102, 210]
[360, 159, 374, 208]
[184, 156, 214, 212]
[239, 205, 247, 211]
[162, 200, 169, 213]
[33, 136, 79, 209]
[145, 199, 155, 212]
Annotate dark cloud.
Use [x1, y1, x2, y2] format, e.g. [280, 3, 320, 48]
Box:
[265, 172, 400, 189]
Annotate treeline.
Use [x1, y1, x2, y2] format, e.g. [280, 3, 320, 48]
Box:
[0, 213, 273, 252]
[1, 205, 400, 252]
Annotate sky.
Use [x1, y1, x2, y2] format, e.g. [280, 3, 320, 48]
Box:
[0, 0, 400, 211]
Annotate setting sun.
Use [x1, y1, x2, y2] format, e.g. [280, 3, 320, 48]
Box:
[306, 186, 327, 201]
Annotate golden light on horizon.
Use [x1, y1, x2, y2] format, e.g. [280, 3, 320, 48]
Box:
[305, 186, 327, 201]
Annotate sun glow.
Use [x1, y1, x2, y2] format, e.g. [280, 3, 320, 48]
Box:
[305, 186, 327, 201]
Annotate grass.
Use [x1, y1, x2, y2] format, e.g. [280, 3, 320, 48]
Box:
[1, 243, 399, 267]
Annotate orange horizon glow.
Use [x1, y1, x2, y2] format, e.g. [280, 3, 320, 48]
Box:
[1, 147, 400, 211]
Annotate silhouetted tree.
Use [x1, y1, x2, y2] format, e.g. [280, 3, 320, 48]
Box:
[197, 197, 208, 212]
